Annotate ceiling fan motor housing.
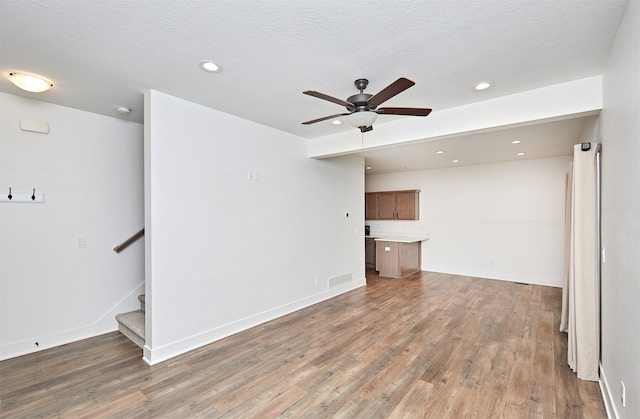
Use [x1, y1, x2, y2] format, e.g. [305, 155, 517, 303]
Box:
[347, 93, 373, 110]
[350, 79, 374, 110]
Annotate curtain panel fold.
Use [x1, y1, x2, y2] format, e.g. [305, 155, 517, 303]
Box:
[560, 143, 599, 382]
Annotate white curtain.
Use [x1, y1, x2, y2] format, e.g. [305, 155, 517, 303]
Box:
[560, 143, 599, 382]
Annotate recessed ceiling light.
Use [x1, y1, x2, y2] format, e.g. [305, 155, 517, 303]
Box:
[332, 120, 342, 125]
[366, 166, 372, 170]
[516, 152, 526, 156]
[199, 60, 223, 73]
[474, 81, 492, 91]
[435, 150, 445, 154]
[452, 159, 460, 163]
[7, 72, 53, 92]
[511, 140, 521, 144]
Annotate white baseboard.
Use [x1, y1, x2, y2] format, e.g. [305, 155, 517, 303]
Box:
[0, 282, 144, 361]
[600, 362, 620, 419]
[421, 265, 562, 288]
[143, 278, 366, 365]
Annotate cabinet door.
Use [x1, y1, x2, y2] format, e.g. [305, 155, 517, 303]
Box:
[365, 193, 378, 220]
[377, 193, 396, 219]
[376, 241, 400, 277]
[365, 238, 376, 268]
[396, 191, 419, 220]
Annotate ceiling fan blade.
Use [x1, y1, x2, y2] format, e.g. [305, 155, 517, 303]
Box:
[301, 112, 350, 125]
[303, 90, 354, 109]
[376, 107, 432, 116]
[367, 77, 415, 107]
[360, 125, 373, 133]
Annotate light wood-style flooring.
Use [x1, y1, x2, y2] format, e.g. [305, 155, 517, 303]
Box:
[0, 270, 606, 418]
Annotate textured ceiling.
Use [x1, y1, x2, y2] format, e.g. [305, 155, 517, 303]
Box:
[0, 0, 628, 169]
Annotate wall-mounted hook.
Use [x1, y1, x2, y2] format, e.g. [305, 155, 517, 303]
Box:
[1, 188, 44, 203]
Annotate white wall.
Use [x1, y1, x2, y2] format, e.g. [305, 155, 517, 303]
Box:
[0, 93, 144, 360]
[366, 156, 572, 287]
[144, 90, 365, 364]
[600, 0, 640, 417]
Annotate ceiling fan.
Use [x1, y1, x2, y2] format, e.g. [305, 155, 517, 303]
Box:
[302, 77, 432, 133]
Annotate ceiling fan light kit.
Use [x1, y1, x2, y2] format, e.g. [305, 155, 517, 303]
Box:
[302, 77, 432, 133]
[348, 111, 377, 129]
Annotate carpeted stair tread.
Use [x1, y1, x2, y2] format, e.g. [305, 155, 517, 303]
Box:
[116, 310, 145, 348]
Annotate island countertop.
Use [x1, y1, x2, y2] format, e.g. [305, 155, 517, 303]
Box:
[367, 234, 430, 243]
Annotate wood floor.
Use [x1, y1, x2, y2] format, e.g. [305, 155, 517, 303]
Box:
[1, 270, 606, 418]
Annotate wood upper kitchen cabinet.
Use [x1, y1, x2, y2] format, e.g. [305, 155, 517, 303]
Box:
[365, 193, 378, 220]
[365, 190, 420, 220]
[376, 193, 396, 219]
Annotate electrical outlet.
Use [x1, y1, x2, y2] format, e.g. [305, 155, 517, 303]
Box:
[247, 170, 255, 181]
[314, 276, 319, 286]
[76, 237, 86, 248]
[621, 381, 626, 407]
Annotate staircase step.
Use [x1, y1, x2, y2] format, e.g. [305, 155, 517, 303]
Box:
[138, 294, 145, 312]
[116, 310, 145, 348]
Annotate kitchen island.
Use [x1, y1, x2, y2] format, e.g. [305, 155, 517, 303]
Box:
[371, 235, 430, 279]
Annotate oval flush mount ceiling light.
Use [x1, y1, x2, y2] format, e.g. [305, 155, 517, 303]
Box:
[199, 60, 223, 73]
[474, 81, 492, 91]
[332, 120, 342, 125]
[7, 72, 53, 92]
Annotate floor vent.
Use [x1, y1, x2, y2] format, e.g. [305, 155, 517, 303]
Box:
[328, 273, 353, 289]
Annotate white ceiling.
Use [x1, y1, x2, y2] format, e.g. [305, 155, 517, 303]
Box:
[0, 0, 627, 171]
[360, 116, 594, 174]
